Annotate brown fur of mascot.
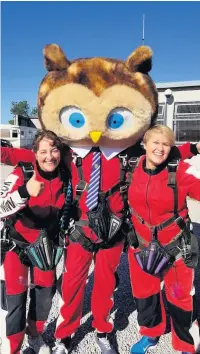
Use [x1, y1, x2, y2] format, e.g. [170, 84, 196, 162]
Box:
[38, 44, 158, 149]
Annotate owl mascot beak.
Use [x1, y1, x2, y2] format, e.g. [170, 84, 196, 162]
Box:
[89, 131, 102, 144]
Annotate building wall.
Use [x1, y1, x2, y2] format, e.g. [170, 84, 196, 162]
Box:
[157, 86, 200, 143]
[19, 126, 38, 148]
[1, 124, 37, 148]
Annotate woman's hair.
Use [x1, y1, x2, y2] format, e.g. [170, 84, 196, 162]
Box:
[32, 130, 63, 152]
[143, 124, 175, 146]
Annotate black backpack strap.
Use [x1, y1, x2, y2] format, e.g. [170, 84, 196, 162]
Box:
[105, 154, 129, 198]
[72, 153, 88, 206]
[119, 154, 131, 214]
[119, 153, 129, 183]
[69, 225, 99, 252]
[167, 159, 179, 215]
[127, 156, 140, 183]
[167, 159, 186, 230]
[105, 155, 139, 215]
[17, 161, 34, 183]
[122, 156, 140, 212]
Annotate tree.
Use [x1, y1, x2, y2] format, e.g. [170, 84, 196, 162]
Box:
[30, 107, 38, 117]
[10, 101, 30, 117]
[10, 101, 38, 123]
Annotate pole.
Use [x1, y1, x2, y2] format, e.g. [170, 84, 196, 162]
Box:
[142, 14, 145, 44]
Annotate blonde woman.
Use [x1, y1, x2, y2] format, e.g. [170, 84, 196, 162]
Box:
[128, 125, 200, 354]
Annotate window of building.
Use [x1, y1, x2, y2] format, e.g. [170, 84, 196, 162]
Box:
[157, 104, 165, 125]
[173, 102, 200, 142]
[21, 131, 24, 138]
[12, 130, 18, 138]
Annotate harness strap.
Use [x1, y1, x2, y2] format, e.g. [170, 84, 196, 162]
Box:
[167, 159, 190, 233]
[72, 153, 88, 206]
[131, 207, 187, 231]
[69, 227, 99, 253]
[8, 225, 29, 249]
[131, 158, 187, 235]
[137, 232, 182, 258]
[17, 161, 34, 182]
[105, 155, 140, 211]
[105, 182, 122, 198]
[71, 152, 140, 250]
[6, 163, 71, 250]
[75, 219, 89, 226]
[72, 152, 139, 211]
[73, 180, 88, 205]
[167, 159, 179, 215]
[73, 154, 84, 180]
[119, 155, 140, 214]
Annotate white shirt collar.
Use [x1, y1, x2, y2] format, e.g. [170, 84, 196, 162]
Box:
[70, 145, 130, 160]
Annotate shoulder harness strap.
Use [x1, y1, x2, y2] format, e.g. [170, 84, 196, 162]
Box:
[105, 154, 140, 197]
[72, 153, 88, 206]
[105, 154, 140, 217]
[166, 158, 186, 230]
[167, 159, 179, 215]
[17, 161, 34, 182]
[127, 156, 140, 183]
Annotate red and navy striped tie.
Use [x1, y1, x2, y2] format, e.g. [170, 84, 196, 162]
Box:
[86, 151, 101, 210]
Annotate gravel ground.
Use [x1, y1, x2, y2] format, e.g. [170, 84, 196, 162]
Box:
[0, 164, 200, 354]
[21, 246, 200, 354]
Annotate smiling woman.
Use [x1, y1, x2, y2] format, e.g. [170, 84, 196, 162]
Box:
[0, 130, 71, 354]
[128, 125, 200, 354]
[32, 130, 62, 173]
[143, 124, 175, 170]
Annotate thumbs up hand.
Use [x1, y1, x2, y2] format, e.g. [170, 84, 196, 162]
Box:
[26, 171, 45, 197]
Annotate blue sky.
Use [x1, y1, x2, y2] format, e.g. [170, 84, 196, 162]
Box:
[2, 1, 200, 123]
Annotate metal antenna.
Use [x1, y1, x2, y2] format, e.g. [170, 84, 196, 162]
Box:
[142, 14, 145, 44]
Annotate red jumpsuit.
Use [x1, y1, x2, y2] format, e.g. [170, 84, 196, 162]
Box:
[0, 143, 197, 340]
[128, 156, 200, 353]
[0, 164, 65, 354]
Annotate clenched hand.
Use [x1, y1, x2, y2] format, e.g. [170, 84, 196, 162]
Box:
[26, 171, 44, 197]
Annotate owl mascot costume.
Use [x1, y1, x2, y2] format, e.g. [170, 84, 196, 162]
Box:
[1, 44, 199, 354]
[39, 45, 159, 354]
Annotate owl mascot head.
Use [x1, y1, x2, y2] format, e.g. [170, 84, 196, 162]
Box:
[38, 44, 158, 153]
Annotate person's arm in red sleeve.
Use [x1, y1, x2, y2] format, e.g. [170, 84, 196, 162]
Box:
[0, 167, 30, 218]
[177, 142, 200, 160]
[1, 147, 35, 166]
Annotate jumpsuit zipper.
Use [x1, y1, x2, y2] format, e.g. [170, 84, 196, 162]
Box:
[49, 180, 53, 217]
[145, 174, 152, 225]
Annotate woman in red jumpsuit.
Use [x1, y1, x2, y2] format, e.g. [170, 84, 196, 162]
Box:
[0, 130, 70, 354]
[128, 125, 200, 354]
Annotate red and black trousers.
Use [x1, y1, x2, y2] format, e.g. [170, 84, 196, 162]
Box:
[3, 251, 56, 354]
[128, 248, 195, 353]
